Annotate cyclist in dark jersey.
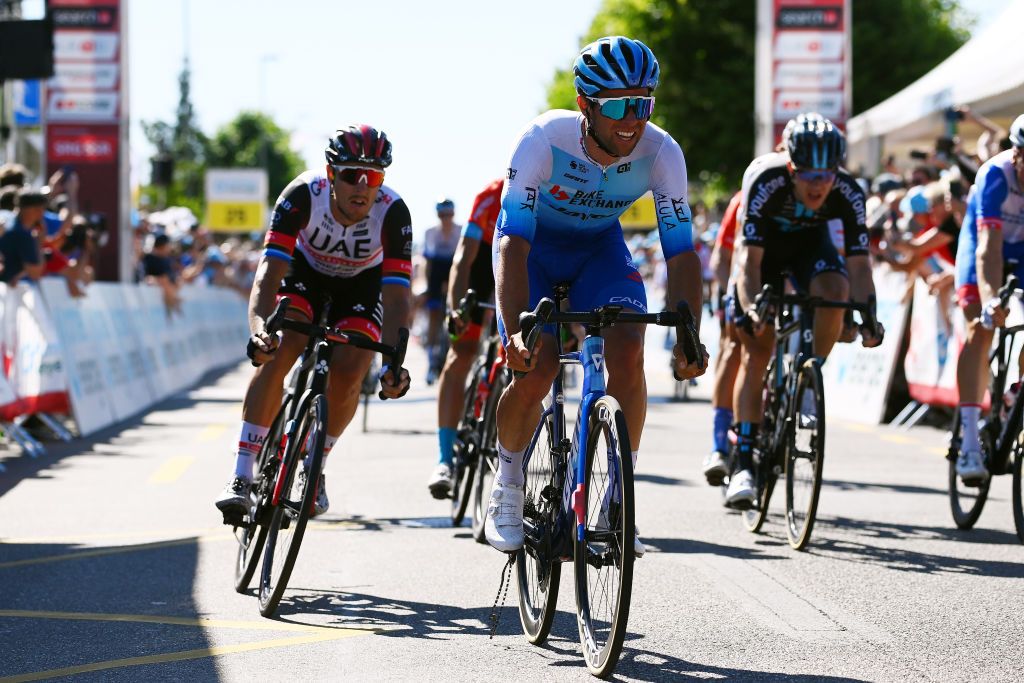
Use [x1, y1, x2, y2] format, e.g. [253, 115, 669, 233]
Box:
[427, 179, 503, 497]
[725, 113, 883, 507]
[215, 125, 412, 520]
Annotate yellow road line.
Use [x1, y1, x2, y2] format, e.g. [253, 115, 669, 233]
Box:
[836, 421, 872, 433]
[148, 456, 197, 484]
[0, 536, 231, 570]
[0, 629, 367, 683]
[880, 434, 917, 445]
[0, 527, 223, 544]
[197, 424, 227, 442]
[929, 446, 948, 456]
[0, 609, 319, 632]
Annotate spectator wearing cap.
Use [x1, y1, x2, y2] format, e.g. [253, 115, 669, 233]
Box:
[0, 188, 46, 284]
[0, 185, 17, 232]
[139, 233, 181, 311]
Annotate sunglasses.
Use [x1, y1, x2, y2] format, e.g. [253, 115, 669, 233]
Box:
[587, 96, 655, 121]
[793, 169, 836, 183]
[333, 165, 385, 187]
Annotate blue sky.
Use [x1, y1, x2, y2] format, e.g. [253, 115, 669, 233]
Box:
[124, 0, 1010, 239]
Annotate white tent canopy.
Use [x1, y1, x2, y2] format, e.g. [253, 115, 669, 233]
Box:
[847, 0, 1024, 150]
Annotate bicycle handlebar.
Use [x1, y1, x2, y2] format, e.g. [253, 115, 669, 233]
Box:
[248, 297, 291, 367]
[448, 288, 497, 337]
[743, 285, 880, 338]
[998, 275, 1020, 308]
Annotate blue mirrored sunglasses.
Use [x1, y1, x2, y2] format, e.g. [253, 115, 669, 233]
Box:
[794, 169, 836, 183]
[587, 96, 655, 121]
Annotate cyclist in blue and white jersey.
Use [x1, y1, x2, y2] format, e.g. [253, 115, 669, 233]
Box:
[951, 114, 1024, 483]
[484, 36, 709, 557]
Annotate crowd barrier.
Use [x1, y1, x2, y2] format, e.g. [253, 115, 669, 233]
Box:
[0, 279, 249, 455]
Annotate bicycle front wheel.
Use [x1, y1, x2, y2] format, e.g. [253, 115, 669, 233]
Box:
[744, 364, 782, 533]
[575, 396, 634, 678]
[516, 407, 561, 644]
[451, 362, 484, 526]
[258, 393, 327, 617]
[947, 409, 991, 529]
[473, 369, 506, 543]
[1012, 438, 1024, 544]
[234, 402, 287, 593]
[785, 359, 825, 550]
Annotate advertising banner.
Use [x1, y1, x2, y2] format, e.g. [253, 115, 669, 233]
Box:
[205, 169, 268, 232]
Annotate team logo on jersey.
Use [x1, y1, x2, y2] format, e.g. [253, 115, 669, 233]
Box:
[353, 304, 365, 312]
[507, 167, 518, 180]
[521, 187, 538, 211]
[311, 178, 327, 196]
[549, 185, 570, 202]
[616, 162, 631, 174]
[859, 233, 869, 246]
[744, 223, 756, 237]
[672, 198, 691, 222]
[814, 259, 827, 273]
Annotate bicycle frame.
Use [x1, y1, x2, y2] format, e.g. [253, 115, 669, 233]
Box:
[984, 322, 1024, 474]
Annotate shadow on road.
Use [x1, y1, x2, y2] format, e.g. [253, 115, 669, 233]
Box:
[823, 478, 948, 497]
[641, 536, 788, 562]
[634, 473, 692, 487]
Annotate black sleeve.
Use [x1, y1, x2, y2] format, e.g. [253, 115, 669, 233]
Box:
[381, 198, 413, 285]
[267, 176, 313, 242]
[834, 173, 870, 257]
[740, 170, 787, 248]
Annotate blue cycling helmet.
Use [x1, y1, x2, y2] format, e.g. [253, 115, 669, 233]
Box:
[784, 112, 846, 170]
[435, 197, 455, 213]
[573, 36, 660, 96]
[1010, 114, 1024, 148]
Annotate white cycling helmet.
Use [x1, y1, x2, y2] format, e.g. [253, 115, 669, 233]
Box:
[1010, 114, 1024, 148]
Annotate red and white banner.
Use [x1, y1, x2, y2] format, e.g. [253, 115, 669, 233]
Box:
[904, 279, 966, 407]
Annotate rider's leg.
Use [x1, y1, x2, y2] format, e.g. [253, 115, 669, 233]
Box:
[604, 322, 646, 467]
[957, 302, 991, 454]
[808, 271, 850, 359]
[325, 345, 375, 440]
[494, 334, 559, 484]
[732, 327, 775, 473]
[711, 322, 741, 452]
[437, 333, 480, 461]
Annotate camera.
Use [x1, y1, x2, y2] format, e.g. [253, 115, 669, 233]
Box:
[944, 107, 965, 122]
[909, 149, 929, 160]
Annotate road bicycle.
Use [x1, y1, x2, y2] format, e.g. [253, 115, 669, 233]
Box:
[947, 275, 1024, 542]
[229, 298, 408, 616]
[445, 290, 506, 540]
[515, 283, 702, 678]
[359, 355, 379, 433]
[738, 284, 878, 550]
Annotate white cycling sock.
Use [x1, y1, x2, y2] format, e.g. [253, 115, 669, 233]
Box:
[235, 422, 270, 481]
[960, 405, 982, 452]
[496, 441, 526, 486]
[304, 433, 340, 471]
[631, 450, 638, 470]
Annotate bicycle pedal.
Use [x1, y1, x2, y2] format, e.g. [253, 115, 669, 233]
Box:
[220, 509, 246, 527]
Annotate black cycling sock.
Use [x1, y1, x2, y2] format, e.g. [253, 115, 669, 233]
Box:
[735, 421, 759, 472]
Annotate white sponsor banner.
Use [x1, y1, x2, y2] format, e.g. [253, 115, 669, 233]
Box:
[205, 169, 268, 202]
[54, 31, 119, 61]
[47, 91, 119, 122]
[774, 31, 844, 60]
[0, 285, 21, 419]
[6, 285, 70, 415]
[774, 62, 843, 89]
[823, 266, 913, 424]
[94, 284, 158, 421]
[50, 62, 119, 90]
[903, 279, 965, 407]
[773, 90, 844, 120]
[39, 279, 119, 435]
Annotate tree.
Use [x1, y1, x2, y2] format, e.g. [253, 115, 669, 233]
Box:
[547, 0, 970, 189]
[205, 111, 305, 205]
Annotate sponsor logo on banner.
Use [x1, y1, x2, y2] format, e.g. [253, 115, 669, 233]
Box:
[773, 90, 843, 119]
[54, 31, 120, 61]
[48, 131, 118, 163]
[776, 6, 842, 29]
[774, 62, 843, 89]
[50, 62, 119, 90]
[48, 91, 119, 122]
[53, 6, 119, 29]
[773, 31, 844, 60]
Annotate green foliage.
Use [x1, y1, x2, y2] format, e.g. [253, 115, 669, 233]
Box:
[547, 0, 969, 189]
[205, 111, 305, 205]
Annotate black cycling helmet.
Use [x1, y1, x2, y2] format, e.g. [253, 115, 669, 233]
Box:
[325, 125, 393, 168]
[784, 112, 846, 170]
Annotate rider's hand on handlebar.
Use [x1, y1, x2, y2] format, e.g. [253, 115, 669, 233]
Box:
[446, 310, 467, 338]
[981, 297, 1008, 330]
[247, 326, 281, 366]
[839, 319, 859, 344]
[744, 310, 770, 337]
[672, 342, 709, 380]
[860, 321, 885, 348]
[506, 330, 540, 373]
[378, 364, 411, 399]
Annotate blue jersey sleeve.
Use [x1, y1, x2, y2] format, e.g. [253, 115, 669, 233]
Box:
[496, 123, 552, 244]
[650, 135, 693, 259]
[462, 222, 483, 241]
[977, 162, 1009, 226]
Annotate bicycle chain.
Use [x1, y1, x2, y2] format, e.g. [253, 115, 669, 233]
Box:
[488, 553, 516, 639]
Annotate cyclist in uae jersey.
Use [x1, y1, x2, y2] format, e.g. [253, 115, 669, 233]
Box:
[215, 125, 412, 521]
[427, 178, 503, 498]
[484, 36, 708, 556]
[951, 113, 1024, 483]
[724, 113, 882, 508]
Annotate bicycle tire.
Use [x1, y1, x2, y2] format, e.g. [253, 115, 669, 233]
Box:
[473, 369, 506, 543]
[744, 364, 782, 533]
[575, 396, 634, 678]
[451, 362, 484, 526]
[234, 402, 287, 593]
[947, 409, 991, 529]
[516, 408, 561, 644]
[1013, 438, 1024, 544]
[785, 359, 826, 550]
[258, 393, 327, 617]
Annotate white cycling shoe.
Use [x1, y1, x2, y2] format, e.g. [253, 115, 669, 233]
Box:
[702, 450, 730, 486]
[956, 449, 989, 484]
[725, 469, 756, 508]
[484, 479, 525, 552]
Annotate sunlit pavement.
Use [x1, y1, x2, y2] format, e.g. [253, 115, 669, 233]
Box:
[1, 333, 1022, 682]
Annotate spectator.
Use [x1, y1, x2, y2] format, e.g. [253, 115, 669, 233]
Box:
[0, 184, 17, 231]
[0, 187, 45, 284]
[139, 233, 181, 311]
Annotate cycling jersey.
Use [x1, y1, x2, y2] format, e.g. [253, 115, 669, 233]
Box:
[954, 150, 1024, 307]
[497, 109, 693, 258]
[715, 190, 743, 253]
[463, 179, 504, 245]
[263, 170, 413, 287]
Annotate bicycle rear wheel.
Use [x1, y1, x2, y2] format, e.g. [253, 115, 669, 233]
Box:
[744, 365, 782, 533]
[473, 369, 506, 543]
[575, 396, 633, 678]
[234, 403, 287, 593]
[947, 409, 991, 529]
[451, 362, 484, 526]
[258, 393, 327, 617]
[785, 359, 825, 550]
[516, 408, 561, 644]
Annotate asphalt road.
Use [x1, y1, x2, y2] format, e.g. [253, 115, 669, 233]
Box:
[1, 333, 1022, 682]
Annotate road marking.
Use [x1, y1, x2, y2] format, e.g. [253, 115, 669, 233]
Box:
[880, 434, 916, 445]
[0, 536, 231, 570]
[0, 609, 319, 632]
[0, 527, 223, 544]
[148, 456, 197, 484]
[197, 423, 227, 442]
[0, 628, 368, 682]
[929, 446, 948, 456]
